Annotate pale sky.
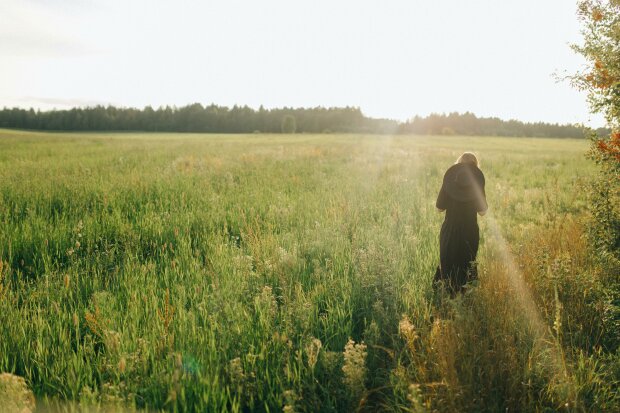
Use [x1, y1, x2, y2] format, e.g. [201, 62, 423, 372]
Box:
[0, 0, 606, 126]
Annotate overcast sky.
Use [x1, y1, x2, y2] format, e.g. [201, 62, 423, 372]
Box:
[0, 0, 606, 126]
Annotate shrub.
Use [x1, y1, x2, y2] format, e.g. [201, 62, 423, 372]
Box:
[572, 1, 620, 265]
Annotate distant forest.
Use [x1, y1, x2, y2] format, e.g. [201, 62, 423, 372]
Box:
[0, 104, 605, 138]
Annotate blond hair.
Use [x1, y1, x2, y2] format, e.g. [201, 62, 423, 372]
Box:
[456, 152, 479, 167]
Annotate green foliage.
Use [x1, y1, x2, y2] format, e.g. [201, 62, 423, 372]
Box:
[398, 112, 599, 138]
[573, 1, 620, 127]
[572, 2, 620, 356]
[0, 106, 600, 137]
[0, 105, 395, 134]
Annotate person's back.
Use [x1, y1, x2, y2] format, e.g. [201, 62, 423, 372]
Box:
[443, 187, 480, 228]
[434, 154, 488, 296]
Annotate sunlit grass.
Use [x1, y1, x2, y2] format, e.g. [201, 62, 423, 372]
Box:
[1, 129, 616, 412]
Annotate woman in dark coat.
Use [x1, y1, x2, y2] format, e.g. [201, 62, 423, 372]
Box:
[434, 152, 488, 296]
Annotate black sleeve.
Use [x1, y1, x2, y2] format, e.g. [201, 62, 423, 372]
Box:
[436, 184, 448, 210]
[478, 186, 488, 213]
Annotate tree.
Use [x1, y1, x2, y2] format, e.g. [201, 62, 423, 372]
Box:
[0, 106, 591, 137]
[281, 115, 297, 134]
[572, 0, 620, 264]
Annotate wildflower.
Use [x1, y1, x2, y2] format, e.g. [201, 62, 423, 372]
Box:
[342, 339, 367, 400]
[256, 285, 277, 318]
[63, 274, 70, 289]
[282, 389, 299, 413]
[407, 384, 426, 413]
[0, 373, 35, 413]
[118, 357, 126, 374]
[104, 330, 121, 352]
[399, 315, 419, 353]
[305, 337, 322, 371]
[228, 357, 245, 388]
[273, 331, 291, 346]
[80, 386, 97, 404]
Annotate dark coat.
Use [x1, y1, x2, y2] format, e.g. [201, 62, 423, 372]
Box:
[434, 163, 488, 296]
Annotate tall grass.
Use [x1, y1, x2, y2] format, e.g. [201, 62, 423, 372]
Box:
[0, 129, 616, 412]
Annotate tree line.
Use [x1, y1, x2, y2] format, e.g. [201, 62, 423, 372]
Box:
[0, 104, 605, 138]
[397, 112, 608, 138]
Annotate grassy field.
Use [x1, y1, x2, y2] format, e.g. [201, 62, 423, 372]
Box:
[0, 129, 617, 412]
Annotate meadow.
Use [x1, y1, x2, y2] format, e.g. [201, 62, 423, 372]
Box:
[0, 129, 617, 412]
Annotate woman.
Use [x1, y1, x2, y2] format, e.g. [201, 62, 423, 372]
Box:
[434, 152, 488, 296]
